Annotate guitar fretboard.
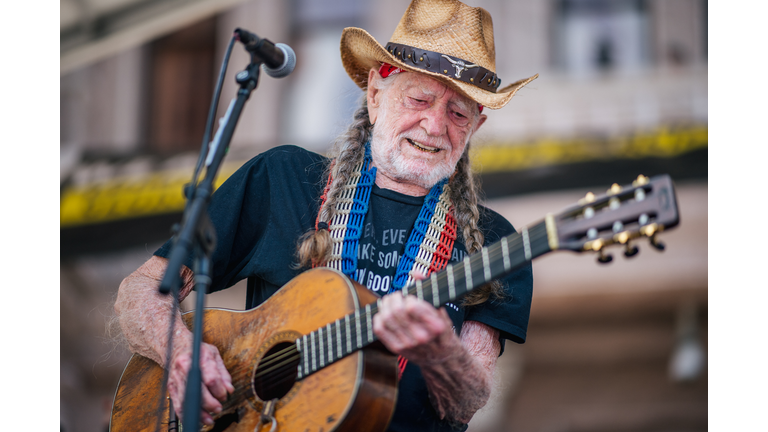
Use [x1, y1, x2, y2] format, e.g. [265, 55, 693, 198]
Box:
[295, 220, 552, 379]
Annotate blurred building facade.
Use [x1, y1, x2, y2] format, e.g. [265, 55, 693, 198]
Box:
[60, 1, 707, 431]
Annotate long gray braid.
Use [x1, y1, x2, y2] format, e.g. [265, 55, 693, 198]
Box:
[447, 149, 504, 306]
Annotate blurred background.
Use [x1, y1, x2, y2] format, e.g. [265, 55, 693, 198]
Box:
[60, 0, 707, 431]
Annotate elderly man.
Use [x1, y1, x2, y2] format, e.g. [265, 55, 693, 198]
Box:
[115, 0, 536, 431]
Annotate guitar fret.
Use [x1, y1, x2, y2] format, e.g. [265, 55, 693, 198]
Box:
[502, 236, 511, 270]
[545, 213, 559, 251]
[522, 227, 532, 261]
[326, 323, 333, 363]
[482, 247, 491, 282]
[335, 319, 342, 359]
[318, 327, 325, 367]
[430, 273, 440, 306]
[463, 255, 473, 292]
[310, 331, 317, 372]
[345, 315, 352, 353]
[532, 222, 552, 257]
[416, 279, 424, 300]
[354, 309, 362, 348]
[295, 339, 304, 379]
[447, 264, 456, 300]
[303, 336, 309, 377]
[365, 304, 373, 343]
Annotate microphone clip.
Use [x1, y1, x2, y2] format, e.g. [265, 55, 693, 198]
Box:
[233, 28, 260, 48]
[234, 63, 260, 92]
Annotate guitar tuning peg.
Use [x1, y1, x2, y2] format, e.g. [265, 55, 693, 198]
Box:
[589, 239, 613, 264]
[579, 192, 596, 205]
[614, 231, 637, 258]
[624, 243, 639, 257]
[649, 234, 666, 251]
[597, 249, 613, 264]
[632, 175, 650, 187]
[586, 239, 613, 264]
[607, 183, 622, 195]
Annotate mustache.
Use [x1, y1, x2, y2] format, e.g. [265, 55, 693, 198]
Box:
[396, 132, 450, 150]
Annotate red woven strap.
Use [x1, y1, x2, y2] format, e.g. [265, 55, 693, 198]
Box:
[428, 210, 457, 274]
[397, 355, 408, 380]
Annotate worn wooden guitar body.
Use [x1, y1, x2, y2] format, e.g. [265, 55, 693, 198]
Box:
[110, 268, 399, 432]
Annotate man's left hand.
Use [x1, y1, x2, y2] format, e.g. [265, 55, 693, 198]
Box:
[372, 291, 459, 364]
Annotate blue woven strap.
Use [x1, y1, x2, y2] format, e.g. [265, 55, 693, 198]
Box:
[390, 180, 446, 292]
[340, 147, 376, 278]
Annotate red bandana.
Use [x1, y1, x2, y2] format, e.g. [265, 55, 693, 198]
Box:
[378, 63, 484, 114]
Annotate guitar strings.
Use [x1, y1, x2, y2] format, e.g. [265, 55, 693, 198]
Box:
[253, 352, 300, 379]
[252, 363, 301, 390]
[255, 345, 301, 371]
[256, 368, 301, 391]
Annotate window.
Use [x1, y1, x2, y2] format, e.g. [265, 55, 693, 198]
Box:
[553, 0, 651, 77]
[147, 17, 216, 155]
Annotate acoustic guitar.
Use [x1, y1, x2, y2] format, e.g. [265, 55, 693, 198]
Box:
[110, 174, 680, 432]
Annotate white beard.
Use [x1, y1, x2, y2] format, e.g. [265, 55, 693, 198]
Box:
[369, 123, 459, 192]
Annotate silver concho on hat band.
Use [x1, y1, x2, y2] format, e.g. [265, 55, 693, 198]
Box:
[441, 55, 479, 79]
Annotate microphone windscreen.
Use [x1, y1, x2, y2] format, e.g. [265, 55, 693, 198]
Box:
[263, 43, 296, 78]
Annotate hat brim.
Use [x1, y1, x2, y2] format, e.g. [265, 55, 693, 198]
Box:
[340, 27, 538, 110]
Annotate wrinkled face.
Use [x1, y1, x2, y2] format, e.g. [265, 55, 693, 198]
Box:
[367, 70, 486, 195]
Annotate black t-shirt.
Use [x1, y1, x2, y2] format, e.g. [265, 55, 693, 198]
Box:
[155, 145, 533, 432]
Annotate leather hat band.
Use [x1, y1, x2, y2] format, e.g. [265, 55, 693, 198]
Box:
[385, 42, 502, 93]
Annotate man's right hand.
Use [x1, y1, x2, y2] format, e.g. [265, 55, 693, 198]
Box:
[167, 337, 235, 426]
[115, 255, 235, 426]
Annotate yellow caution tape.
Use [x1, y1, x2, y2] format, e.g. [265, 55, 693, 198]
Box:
[60, 163, 241, 228]
[472, 125, 707, 173]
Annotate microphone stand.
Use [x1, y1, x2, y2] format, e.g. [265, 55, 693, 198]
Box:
[158, 52, 263, 432]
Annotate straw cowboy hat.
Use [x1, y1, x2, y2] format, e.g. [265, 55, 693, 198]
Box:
[340, 0, 538, 110]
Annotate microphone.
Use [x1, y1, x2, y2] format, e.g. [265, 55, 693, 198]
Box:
[234, 28, 296, 78]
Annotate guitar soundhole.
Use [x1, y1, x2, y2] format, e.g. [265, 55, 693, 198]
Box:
[253, 341, 301, 401]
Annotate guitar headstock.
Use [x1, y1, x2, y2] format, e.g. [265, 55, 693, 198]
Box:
[551, 174, 680, 263]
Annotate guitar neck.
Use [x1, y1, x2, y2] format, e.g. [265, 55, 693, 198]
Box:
[296, 217, 555, 379]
